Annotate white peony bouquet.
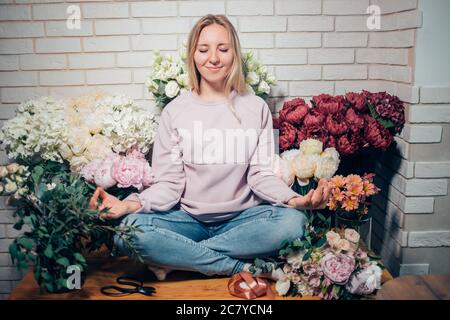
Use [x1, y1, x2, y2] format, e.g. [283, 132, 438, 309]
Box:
[273, 139, 340, 189]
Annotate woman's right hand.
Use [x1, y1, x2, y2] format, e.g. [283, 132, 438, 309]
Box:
[89, 187, 131, 219]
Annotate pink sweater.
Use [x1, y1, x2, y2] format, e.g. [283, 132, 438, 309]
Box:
[124, 89, 301, 223]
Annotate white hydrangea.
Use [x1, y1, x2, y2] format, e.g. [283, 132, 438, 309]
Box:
[99, 95, 159, 154]
[0, 96, 68, 162]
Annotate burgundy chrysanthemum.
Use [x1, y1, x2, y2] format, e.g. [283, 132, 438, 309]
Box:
[345, 108, 365, 133]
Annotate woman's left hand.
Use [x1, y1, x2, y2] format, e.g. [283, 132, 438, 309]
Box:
[287, 178, 331, 210]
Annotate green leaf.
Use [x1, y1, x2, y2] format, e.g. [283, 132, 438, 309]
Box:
[368, 103, 395, 129]
[56, 257, 70, 267]
[17, 237, 34, 251]
[31, 166, 44, 185]
[45, 282, 54, 292]
[44, 244, 54, 258]
[74, 253, 86, 264]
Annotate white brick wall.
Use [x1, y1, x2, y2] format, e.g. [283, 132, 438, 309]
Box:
[0, 0, 447, 294]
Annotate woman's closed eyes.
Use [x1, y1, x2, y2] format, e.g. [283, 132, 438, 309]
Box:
[198, 49, 229, 53]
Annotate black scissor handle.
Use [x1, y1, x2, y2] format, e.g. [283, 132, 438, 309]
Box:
[100, 276, 156, 297]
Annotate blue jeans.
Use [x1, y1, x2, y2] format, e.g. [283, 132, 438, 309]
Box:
[113, 204, 307, 276]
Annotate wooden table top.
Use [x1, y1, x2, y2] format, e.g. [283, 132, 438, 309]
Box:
[376, 274, 450, 300]
[8, 254, 393, 300]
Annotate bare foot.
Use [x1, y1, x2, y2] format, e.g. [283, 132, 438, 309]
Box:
[147, 265, 173, 281]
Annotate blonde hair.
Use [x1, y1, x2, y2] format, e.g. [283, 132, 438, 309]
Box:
[186, 14, 248, 124]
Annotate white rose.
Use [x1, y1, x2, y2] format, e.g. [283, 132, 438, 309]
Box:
[335, 238, 352, 252]
[165, 80, 180, 98]
[300, 139, 323, 155]
[292, 153, 319, 182]
[344, 228, 360, 244]
[272, 154, 295, 187]
[176, 73, 188, 87]
[167, 65, 180, 79]
[275, 278, 291, 296]
[0, 166, 8, 178]
[326, 230, 341, 247]
[246, 84, 255, 94]
[146, 78, 159, 93]
[266, 74, 276, 85]
[257, 80, 270, 95]
[6, 163, 20, 174]
[246, 71, 260, 86]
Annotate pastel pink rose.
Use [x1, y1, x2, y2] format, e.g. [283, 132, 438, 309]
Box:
[321, 252, 356, 285]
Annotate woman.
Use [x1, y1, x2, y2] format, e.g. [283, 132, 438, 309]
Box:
[89, 14, 331, 281]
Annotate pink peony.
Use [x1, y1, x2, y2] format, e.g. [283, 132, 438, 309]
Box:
[94, 160, 117, 189]
[81, 158, 103, 183]
[111, 154, 148, 191]
[321, 252, 356, 285]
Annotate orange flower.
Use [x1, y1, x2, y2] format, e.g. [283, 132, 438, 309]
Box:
[345, 174, 362, 186]
[327, 199, 337, 210]
[332, 188, 345, 201]
[363, 180, 378, 196]
[330, 175, 345, 188]
[346, 182, 364, 196]
[341, 196, 359, 211]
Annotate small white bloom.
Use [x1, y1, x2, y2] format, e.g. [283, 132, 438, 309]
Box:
[165, 80, 180, 98]
[246, 71, 260, 86]
[0, 183, 4, 194]
[46, 182, 56, 191]
[275, 278, 291, 296]
[257, 80, 270, 95]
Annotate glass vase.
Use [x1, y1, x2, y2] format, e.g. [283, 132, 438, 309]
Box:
[334, 213, 373, 250]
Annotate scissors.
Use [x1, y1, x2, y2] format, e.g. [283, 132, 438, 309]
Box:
[100, 276, 156, 297]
